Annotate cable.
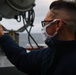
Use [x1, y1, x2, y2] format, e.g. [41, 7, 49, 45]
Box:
[28, 26, 34, 49]
[22, 11, 40, 49]
[15, 9, 40, 49]
[23, 20, 40, 49]
[27, 9, 35, 49]
[15, 15, 21, 22]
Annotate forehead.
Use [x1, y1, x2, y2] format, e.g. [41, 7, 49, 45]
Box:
[44, 10, 53, 20]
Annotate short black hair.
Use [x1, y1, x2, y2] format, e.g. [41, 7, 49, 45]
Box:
[49, 1, 76, 34]
[49, 1, 76, 22]
[50, 1, 76, 12]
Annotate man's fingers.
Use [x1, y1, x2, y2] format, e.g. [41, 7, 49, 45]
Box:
[0, 24, 1, 26]
[0, 24, 4, 37]
[0, 24, 3, 31]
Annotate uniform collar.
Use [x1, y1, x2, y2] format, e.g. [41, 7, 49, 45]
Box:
[45, 37, 76, 51]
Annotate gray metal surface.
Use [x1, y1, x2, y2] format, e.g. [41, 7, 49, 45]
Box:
[0, 55, 13, 67]
[0, 55, 28, 75]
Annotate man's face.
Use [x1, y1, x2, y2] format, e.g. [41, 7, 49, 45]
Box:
[43, 10, 57, 35]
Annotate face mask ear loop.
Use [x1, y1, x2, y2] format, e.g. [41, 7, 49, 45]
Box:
[44, 19, 58, 36]
[41, 19, 58, 41]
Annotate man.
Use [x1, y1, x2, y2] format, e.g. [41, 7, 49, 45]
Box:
[0, 1, 76, 75]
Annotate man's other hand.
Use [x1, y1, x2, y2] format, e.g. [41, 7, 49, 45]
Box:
[0, 24, 4, 37]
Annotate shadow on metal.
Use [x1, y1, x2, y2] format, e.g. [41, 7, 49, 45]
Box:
[0, 67, 28, 75]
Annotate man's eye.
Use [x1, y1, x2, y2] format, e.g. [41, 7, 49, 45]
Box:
[44, 22, 50, 26]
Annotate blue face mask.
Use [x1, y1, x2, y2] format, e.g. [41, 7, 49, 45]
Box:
[41, 19, 58, 41]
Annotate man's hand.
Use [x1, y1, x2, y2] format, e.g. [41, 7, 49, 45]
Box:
[0, 24, 4, 37]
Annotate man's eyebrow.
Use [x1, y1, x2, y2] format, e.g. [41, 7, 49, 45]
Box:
[43, 19, 51, 21]
[44, 19, 46, 21]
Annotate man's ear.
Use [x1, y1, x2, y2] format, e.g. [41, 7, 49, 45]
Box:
[56, 19, 63, 32]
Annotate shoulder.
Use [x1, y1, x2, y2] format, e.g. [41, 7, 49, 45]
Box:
[0, 34, 12, 44]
